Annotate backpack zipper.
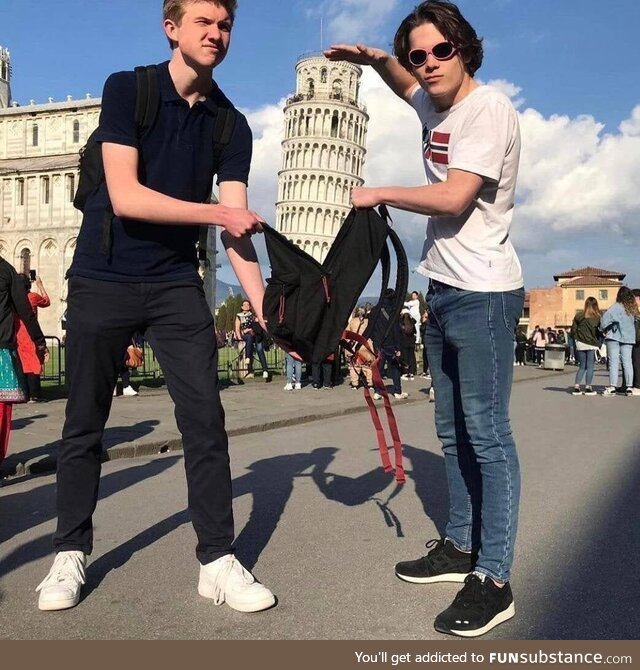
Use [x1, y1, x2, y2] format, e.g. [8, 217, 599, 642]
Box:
[321, 275, 331, 304]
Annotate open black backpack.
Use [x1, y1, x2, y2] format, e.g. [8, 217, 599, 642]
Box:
[262, 205, 409, 482]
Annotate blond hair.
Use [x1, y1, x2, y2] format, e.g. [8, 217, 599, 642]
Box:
[163, 0, 237, 48]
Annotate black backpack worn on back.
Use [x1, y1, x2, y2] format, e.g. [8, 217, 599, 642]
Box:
[73, 65, 237, 259]
[262, 205, 409, 482]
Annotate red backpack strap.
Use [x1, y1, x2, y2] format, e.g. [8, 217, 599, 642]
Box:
[342, 330, 405, 483]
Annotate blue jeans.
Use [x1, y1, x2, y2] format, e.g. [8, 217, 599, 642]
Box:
[575, 349, 595, 386]
[243, 334, 268, 373]
[426, 282, 525, 583]
[285, 353, 302, 384]
[605, 340, 633, 387]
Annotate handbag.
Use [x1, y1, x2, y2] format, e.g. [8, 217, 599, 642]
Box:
[125, 343, 144, 369]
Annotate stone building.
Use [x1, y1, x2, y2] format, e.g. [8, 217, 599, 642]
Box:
[276, 53, 369, 261]
[527, 266, 625, 332]
[0, 45, 100, 338]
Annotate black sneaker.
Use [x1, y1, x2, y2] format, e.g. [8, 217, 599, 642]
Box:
[434, 573, 515, 637]
[395, 538, 476, 584]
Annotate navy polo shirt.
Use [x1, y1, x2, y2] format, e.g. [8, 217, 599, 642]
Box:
[68, 60, 253, 283]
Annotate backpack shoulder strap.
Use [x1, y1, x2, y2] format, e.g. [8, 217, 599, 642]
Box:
[134, 65, 160, 137]
[211, 104, 237, 167]
[101, 66, 159, 257]
[377, 206, 409, 346]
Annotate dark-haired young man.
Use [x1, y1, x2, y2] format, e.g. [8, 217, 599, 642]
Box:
[36, 0, 275, 614]
[326, 0, 524, 637]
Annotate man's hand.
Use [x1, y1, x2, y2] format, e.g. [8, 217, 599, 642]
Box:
[351, 186, 382, 209]
[324, 44, 389, 67]
[217, 205, 264, 238]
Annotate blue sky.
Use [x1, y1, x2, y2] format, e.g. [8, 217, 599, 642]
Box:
[2, 0, 640, 289]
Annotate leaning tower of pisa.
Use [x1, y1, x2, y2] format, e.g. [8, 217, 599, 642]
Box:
[276, 53, 369, 262]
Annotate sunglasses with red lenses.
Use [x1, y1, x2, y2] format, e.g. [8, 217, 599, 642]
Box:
[408, 42, 457, 67]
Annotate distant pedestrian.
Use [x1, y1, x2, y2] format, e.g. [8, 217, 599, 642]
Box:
[283, 352, 302, 391]
[532, 326, 546, 366]
[403, 291, 421, 344]
[235, 299, 269, 379]
[399, 309, 417, 379]
[570, 297, 601, 396]
[1, 257, 48, 466]
[601, 286, 639, 396]
[345, 307, 373, 390]
[419, 309, 430, 377]
[514, 328, 527, 366]
[15, 274, 51, 402]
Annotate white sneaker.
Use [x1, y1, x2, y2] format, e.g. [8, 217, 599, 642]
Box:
[294, 383, 302, 390]
[372, 392, 382, 400]
[36, 551, 86, 611]
[198, 555, 275, 613]
[401, 374, 410, 380]
[393, 392, 409, 399]
[122, 385, 138, 397]
[283, 383, 293, 391]
[429, 387, 435, 403]
[602, 386, 616, 396]
[262, 371, 269, 378]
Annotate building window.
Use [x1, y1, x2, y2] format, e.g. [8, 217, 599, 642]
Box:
[32, 124, 39, 146]
[320, 68, 327, 83]
[307, 79, 314, 98]
[16, 178, 25, 206]
[575, 290, 584, 300]
[73, 119, 80, 143]
[66, 173, 75, 202]
[331, 111, 339, 138]
[20, 248, 31, 275]
[41, 176, 50, 204]
[599, 289, 608, 301]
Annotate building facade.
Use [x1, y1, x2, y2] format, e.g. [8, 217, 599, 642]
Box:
[527, 266, 625, 332]
[0, 45, 100, 338]
[275, 53, 369, 261]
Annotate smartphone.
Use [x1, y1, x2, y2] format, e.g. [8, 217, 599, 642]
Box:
[29, 269, 37, 281]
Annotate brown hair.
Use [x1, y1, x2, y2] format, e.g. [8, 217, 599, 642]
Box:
[616, 285, 640, 316]
[393, 1, 483, 75]
[163, 0, 237, 47]
[583, 296, 601, 319]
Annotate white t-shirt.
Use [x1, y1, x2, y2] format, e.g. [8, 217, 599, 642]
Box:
[410, 84, 523, 292]
[404, 298, 421, 322]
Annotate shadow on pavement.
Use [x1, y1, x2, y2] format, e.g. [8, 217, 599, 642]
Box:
[4, 443, 450, 602]
[10, 414, 48, 431]
[521, 443, 640, 640]
[0, 419, 160, 477]
[0, 455, 182, 579]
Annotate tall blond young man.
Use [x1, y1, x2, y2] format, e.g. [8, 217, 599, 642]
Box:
[36, 0, 275, 614]
[326, 0, 524, 637]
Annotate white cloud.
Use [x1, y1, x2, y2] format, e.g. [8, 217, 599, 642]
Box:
[307, 0, 400, 45]
[231, 72, 640, 290]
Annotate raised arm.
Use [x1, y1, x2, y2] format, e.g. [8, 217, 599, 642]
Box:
[324, 44, 417, 103]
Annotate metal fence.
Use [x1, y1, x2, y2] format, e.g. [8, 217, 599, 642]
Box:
[39, 337, 289, 389]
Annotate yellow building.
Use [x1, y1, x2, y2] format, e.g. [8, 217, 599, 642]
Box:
[528, 266, 625, 332]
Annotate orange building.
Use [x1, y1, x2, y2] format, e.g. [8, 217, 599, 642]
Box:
[526, 266, 625, 334]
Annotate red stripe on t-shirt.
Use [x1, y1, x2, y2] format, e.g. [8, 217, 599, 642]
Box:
[431, 131, 450, 144]
[431, 151, 449, 165]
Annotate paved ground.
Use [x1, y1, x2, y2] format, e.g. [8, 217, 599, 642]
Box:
[1, 364, 638, 640]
